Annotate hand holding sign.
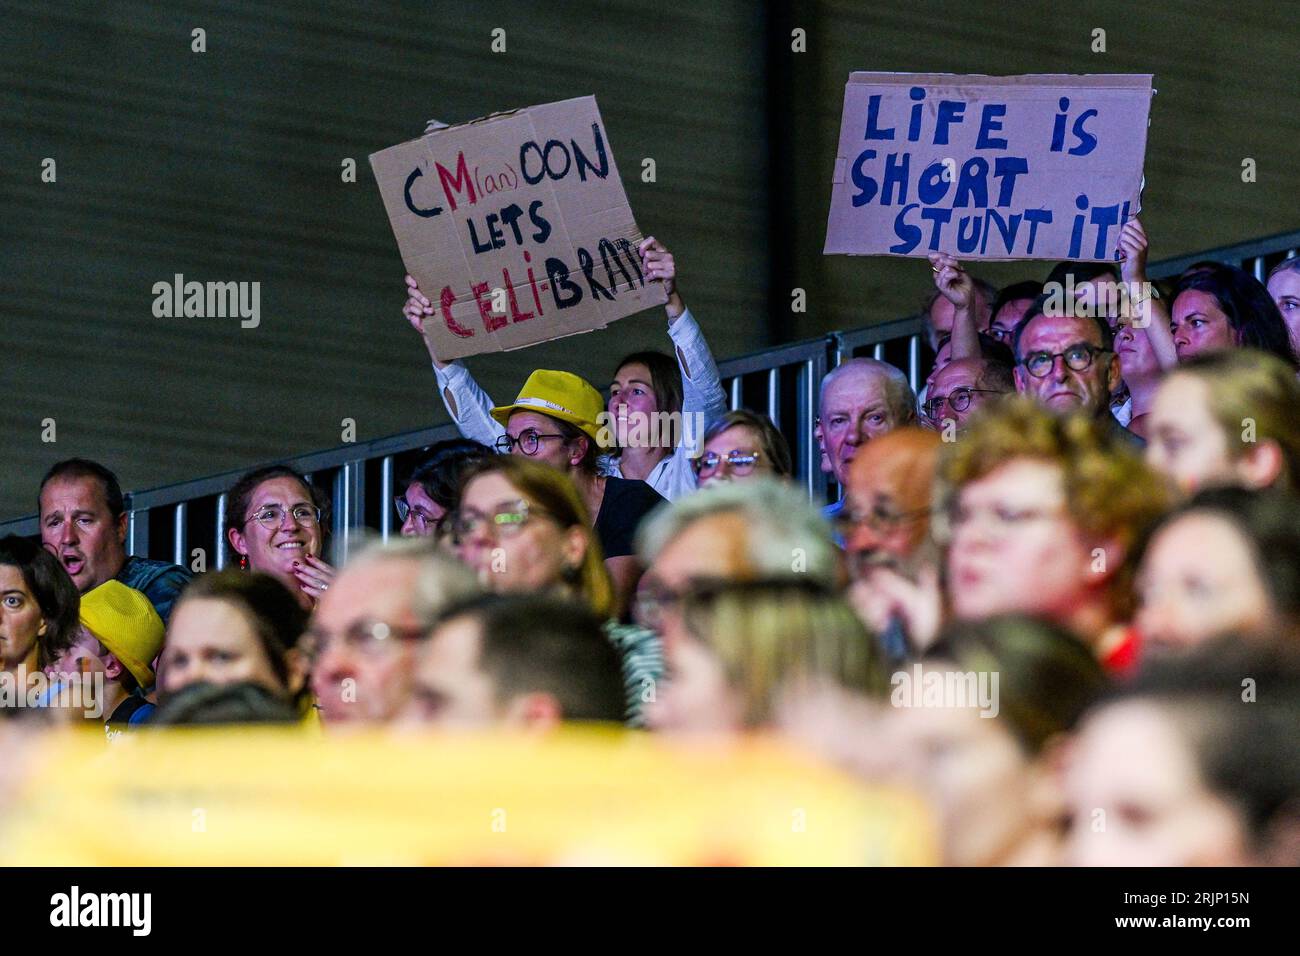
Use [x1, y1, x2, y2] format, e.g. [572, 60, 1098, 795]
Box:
[1116, 217, 1150, 284]
[402, 274, 448, 368]
[639, 236, 687, 320]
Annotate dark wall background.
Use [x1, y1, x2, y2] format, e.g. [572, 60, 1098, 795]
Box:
[3, 0, 1296, 519]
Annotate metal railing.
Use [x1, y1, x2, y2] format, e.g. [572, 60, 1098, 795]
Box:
[6, 229, 1298, 566]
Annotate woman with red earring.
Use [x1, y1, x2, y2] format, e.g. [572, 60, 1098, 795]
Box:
[224, 466, 335, 610]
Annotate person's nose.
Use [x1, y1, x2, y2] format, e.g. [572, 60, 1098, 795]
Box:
[844, 416, 865, 446]
[400, 514, 419, 537]
[1051, 355, 1069, 383]
[59, 521, 77, 546]
[1137, 595, 1177, 647]
[847, 521, 882, 563]
[315, 642, 356, 684]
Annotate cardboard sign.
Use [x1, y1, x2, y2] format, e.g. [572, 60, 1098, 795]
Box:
[370, 96, 666, 360]
[824, 73, 1154, 261]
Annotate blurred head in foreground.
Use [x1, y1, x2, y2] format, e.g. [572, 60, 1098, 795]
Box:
[635, 478, 838, 653]
[308, 537, 480, 725]
[152, 680, 301, 727]
[646, 577, 887, 735]
[1135, 487, 1300, 652]
[880, 616, 1107, 866]
[1146, 349, 1300, 496]
[159, 571, 309, 706]
[401, 595, 625, 731]
[1063, 640, 1300, 866]
[937, 397, 1169, 652]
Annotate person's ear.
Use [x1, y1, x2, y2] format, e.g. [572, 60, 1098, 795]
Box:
[284, 647, 309, 696]
[115, 511, 128, 547]
[569, 436, 589, 468]
[227, 526, 248, 557]
[1106, 352, 1123, 396]
[502, 692, 563, 733]
[1013, 366, 1027, 393]
[103, 652, 125, 682]
[37, 617, 48, 638]
[561, 526, 588, 573]
[1235, 439, 1284, 490]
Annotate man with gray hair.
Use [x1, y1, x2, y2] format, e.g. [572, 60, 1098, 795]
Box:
[308, 534, 481, 725]
[633, 478, 839, 653]
[814, 357, 917, 519]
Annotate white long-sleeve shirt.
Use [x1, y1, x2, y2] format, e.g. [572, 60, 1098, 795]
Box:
[432, 307, 726, 500]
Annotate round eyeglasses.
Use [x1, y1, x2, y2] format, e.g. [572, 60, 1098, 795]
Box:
[1018, 344, 1110, 379]
[494, 431, 568, 456]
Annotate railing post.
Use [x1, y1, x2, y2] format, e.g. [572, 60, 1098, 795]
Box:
[729, 376, 742, 411]
[332, 462, 365, 565]
[215, 493, 228, 570]
[766, 367, 780, 427]
[797, 351, 829, 502]
[172, 502, 187, 568]
[380, 456, 395, 541]
[907, 335, 921, 395]
[127, 508, 149, 558]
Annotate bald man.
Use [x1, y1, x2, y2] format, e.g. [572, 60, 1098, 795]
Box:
[814, 358, 917, 520]
[840, 428, 943, 663]
[921, 358, 1014, 436]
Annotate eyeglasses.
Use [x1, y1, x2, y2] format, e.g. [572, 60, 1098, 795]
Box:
[495, 431, 567, 456]
[694, 449, 762, 478]
[943, 502, 1066, 541]
[305, 620, 428, 658]
[835, 502, 931, 538]
[448, 500, 552, 543]
[244, 505, 320, 530]
[632, 579, 688, 631]
[920, 387, 1003, 421]
[394, 496, 443, 532]
[1017, 344, 1111, 379]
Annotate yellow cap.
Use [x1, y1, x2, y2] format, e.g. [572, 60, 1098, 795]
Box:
[80, 580, 165, 687]
[491, 369, 608, 448]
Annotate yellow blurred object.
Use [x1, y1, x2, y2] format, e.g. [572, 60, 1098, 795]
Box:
[0, 727, 937, 866]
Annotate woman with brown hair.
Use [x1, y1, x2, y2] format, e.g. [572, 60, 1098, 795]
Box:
[449, 456, 660, 722]
[1146, 348, 1300, 496]
[224, 465, 335, 610]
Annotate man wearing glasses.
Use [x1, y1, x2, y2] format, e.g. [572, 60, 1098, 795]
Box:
[308, 537, 480, 725]
[1011, 297, 1141, 444]
[921, 357, 1014, 436]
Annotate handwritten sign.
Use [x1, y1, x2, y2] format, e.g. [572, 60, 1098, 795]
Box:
[370, 96, 666, 360]
[824, 73, 1154, 261]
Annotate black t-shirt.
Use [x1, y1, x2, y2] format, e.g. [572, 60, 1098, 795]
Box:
[594, 477, 665, 559]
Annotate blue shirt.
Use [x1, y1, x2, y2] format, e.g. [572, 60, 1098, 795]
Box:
[116, 556, 193, 625]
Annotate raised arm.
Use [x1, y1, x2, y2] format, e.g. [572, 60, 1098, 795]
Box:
[928, 253, 982, 360]
[639, 237, 727, 432]
[403, 274, 505, 447]
[1117, 218, 1178, 370]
